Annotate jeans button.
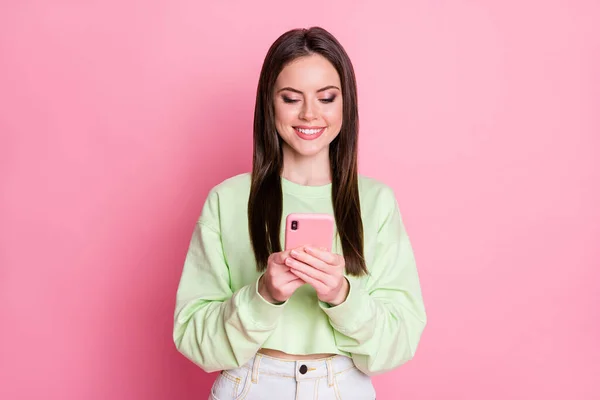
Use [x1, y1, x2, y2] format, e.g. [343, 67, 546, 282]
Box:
[299, 365, 308, 374]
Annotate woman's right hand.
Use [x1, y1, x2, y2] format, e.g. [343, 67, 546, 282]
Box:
[258, 248, 305, 304]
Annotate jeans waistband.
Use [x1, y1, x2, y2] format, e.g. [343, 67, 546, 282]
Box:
[242, 353, 356, 384]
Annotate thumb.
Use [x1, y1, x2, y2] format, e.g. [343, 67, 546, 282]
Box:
[274, 250, 289, 264]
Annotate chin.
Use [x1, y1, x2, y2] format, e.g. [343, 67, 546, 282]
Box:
[290, 141, 330, 157]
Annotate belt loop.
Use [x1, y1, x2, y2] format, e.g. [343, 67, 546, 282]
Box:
[326, 358, 334, 387]
[252, 354, 262, 384]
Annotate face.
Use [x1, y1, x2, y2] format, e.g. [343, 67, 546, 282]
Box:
[273, 54, 343, 159]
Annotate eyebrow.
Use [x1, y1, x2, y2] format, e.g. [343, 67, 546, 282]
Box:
[276, 85, 340, 94]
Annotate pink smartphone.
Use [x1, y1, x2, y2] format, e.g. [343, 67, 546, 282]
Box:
[284, 213, 335, 251]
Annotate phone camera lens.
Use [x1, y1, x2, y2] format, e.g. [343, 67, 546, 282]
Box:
[291, 221, 298, 230]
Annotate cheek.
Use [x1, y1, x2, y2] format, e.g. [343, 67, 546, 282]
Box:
[274, 105, 297, 126]
[324, 104, 343, 126]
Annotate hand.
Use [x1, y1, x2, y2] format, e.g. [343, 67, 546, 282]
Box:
[285, 247, 349, 306]
[258, 249, 305, 304]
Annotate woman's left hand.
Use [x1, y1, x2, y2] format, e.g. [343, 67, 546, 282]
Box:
[285, 246, 349, 306]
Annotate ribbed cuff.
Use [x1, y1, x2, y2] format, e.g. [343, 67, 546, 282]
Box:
[240, 273, 287, 329]
[319, 278, 371, 334]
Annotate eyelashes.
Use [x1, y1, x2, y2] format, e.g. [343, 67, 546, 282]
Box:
[282, 96, 337, 104]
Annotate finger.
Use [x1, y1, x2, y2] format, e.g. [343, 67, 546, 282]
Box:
[270, 260, 292, 273]
[289, 249, 330, 272]
[272, 250, 292, 265]
[305, 246, 340, 265]
[285, 257, 330, 284]
[282, 277, 305, 292]
[289, 269, 328, 293]
[279, 270, 302, 284]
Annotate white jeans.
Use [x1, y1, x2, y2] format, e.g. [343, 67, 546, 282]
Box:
[209, 353, 376, 400]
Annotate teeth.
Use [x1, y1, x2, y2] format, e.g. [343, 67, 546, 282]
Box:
[297, 128, 322, 135]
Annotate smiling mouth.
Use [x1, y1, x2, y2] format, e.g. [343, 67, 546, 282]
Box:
[294, 127, 325, 136]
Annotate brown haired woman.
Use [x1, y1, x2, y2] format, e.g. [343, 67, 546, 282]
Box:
[173, 26, 427, 400]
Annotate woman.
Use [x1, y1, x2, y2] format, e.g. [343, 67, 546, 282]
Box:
[173, 26, 427, 399]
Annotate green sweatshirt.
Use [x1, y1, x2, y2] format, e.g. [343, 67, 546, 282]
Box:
[173, 173, 427, 376]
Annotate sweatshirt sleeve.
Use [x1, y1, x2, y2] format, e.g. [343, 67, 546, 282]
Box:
[319, 187, 427, 376]
[173, 189, 286, 373]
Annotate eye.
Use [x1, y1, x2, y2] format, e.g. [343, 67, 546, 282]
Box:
[282, 96, 300, 104]
[319, 96, 336, 104]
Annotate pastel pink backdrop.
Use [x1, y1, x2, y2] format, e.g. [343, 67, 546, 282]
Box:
[1, 1, 599, 399]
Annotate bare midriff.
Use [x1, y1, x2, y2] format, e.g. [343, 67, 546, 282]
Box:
[258, 348, 337, 360]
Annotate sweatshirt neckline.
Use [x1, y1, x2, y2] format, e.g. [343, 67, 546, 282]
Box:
[281, 176, 332, 198]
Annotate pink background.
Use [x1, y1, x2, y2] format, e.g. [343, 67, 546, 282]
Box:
[1, 1, 599, 399]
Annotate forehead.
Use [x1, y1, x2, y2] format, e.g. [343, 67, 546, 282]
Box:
[275, 54, 341, 89]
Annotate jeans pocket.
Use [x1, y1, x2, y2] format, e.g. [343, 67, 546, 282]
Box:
[210, 366, 252, 400]
[333, 367, 376, 400]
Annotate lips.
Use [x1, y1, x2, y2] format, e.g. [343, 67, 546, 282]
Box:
[294, 126, 326, 140]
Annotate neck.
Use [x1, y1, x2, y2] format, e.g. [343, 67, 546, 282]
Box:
[281, 145, 331, 186]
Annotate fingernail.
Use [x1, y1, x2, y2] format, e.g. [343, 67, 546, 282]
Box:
[290, 250, 298, 257]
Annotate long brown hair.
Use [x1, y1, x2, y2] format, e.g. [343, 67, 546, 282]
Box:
[248, 27, 366, 276]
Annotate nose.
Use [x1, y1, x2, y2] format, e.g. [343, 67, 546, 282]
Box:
[299, 101, 317, 121]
